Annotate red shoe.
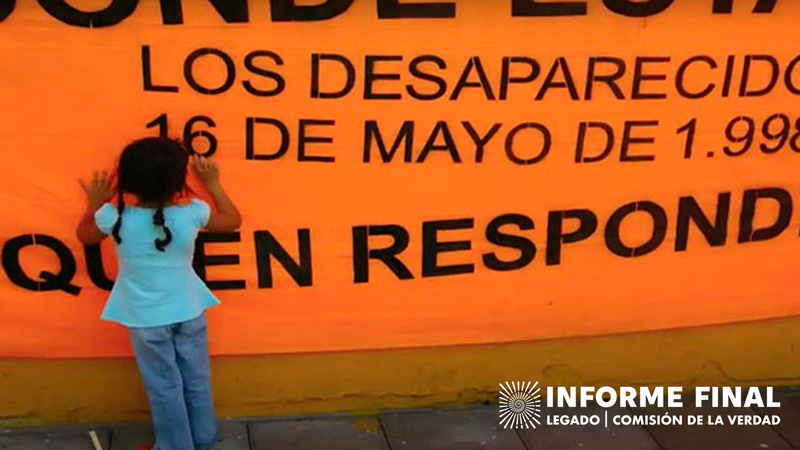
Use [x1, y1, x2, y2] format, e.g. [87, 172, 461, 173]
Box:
[136, 445, 153, 450]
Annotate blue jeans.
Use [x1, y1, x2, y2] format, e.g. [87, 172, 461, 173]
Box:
[129, 312, 217, 450]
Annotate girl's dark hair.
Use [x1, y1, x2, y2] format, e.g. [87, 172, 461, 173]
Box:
[112, 137, 190, 251]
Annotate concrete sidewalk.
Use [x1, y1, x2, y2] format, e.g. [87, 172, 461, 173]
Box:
[2, 392, 798, 450]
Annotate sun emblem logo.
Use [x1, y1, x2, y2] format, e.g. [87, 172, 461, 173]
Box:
[499, 381, 542, 429]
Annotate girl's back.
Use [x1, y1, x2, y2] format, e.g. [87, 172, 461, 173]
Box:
[94, 199, 219, 327]
[98, 200, 208, 264]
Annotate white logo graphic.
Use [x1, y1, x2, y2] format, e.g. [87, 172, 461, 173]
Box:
[499, 381, 542, 429]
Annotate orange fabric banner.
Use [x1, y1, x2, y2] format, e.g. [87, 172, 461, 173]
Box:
[1, 0, 799, 358]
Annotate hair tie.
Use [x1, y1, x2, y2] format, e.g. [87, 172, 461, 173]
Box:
[112, 189, 125, 244]
[153, 205, 172, 251]
[153, 207, 165, 226]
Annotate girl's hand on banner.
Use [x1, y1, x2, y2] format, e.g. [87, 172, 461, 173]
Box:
[192, 154, 220, 189]
[78, 170, 113, 209]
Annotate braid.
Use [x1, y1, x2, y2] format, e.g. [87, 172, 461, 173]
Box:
[153, 205, 173, 251]
[111, 188, 124, 244]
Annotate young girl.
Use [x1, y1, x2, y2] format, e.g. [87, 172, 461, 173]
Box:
[76, 137, 241, 450]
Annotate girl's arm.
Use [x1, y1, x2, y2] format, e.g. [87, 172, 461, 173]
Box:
[193, 155, 242, 232]
[76, 171, 113, 244]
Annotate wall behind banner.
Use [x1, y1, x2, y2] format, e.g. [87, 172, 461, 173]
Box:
[2, 316, 800, 427]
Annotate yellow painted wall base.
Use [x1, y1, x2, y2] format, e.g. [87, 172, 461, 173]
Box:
[1, 317, 799, 428]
